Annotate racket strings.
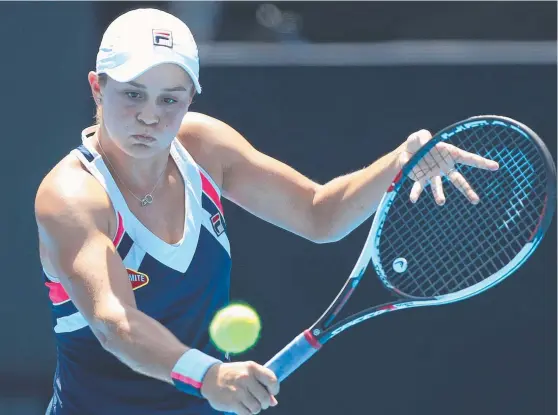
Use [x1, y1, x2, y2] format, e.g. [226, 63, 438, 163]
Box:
[444, 126, 547, 280]
[379, 123, 549, 298]
[389, 167, 503, 295]
[387, 192, 493, 296]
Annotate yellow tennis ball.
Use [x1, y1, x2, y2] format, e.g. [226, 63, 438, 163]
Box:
[209, 304, 261, 354]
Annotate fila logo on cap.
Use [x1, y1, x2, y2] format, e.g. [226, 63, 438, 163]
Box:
[152, 29, 173, 48]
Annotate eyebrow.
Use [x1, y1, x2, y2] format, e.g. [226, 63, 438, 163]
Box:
[127, 81, 188, 92]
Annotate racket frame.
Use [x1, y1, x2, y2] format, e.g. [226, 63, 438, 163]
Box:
[264, 115, 556, 381]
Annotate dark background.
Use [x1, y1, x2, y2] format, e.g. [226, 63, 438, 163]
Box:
[0, 2, 555, 414]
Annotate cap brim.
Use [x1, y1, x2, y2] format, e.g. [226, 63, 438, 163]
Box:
[102, 56, 202, 94]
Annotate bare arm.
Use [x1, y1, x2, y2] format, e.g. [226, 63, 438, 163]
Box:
[182, 113, 402, 244]
[36, 165, 188, 383]
[310, 146, 402, 242]
[36, 161, 280, 414]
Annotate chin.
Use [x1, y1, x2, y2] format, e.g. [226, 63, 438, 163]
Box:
[124, 144, 161, 159]
[126, 139, 175, 159]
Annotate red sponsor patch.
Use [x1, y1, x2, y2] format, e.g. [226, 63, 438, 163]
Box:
[127, 269, 149, 290]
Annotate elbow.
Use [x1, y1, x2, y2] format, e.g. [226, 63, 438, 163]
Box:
[307, 187, 346, 244]
[304, 210, 340, 245]
[309, 230, 345, 244]
[91, 307, 133, 351]
[306, 216, 345, 245]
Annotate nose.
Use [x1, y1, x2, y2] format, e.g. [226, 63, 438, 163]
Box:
[136, 102, 159, 125]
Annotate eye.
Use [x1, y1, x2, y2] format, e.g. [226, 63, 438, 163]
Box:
[126, 91, 142, 99]
[163, 97, 178, 104]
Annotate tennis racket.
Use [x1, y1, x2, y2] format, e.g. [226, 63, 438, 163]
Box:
[264, 115, 556, 382]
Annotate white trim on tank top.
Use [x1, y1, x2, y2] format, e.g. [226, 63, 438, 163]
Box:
[72, 126, 204, 273]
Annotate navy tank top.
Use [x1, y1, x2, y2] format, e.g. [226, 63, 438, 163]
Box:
[44, 126, 231, 414]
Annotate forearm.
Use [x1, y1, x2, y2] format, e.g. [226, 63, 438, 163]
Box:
[313, 143, 403, 242]
[96, 305, 190, 383]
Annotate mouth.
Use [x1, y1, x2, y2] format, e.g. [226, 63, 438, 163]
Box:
[131, 134, 156, 143]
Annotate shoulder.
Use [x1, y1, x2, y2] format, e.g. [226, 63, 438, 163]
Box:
[178, 111, 239, 148]
[35, 154, 115, 238]
[177, 112, 254, 189]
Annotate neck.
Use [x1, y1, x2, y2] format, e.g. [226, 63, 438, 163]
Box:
[92, 124, 170, 194]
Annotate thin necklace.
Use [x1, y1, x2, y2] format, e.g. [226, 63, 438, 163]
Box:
[97, 137, 168, 207]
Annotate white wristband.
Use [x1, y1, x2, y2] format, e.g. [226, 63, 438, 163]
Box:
[171, 349, 222, 397]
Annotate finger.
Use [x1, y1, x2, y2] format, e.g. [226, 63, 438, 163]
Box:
[251, 363, 280, 395]
[431, 143, 456, 169]
[270, 395, 278, 407]
[230, 402, 252, 415]
[246, 377, 273, 410]
[410, 180, 424, 203]
[448, 171, 479, 204]
[430, 175, 445, 205]
[453, 147, 499, 171]
[414, 153, 440, 180]
[415, 143, 450, 180]
[240, 389, 262, 415]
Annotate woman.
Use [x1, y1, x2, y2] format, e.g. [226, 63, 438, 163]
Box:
[35, 7, 498, 415]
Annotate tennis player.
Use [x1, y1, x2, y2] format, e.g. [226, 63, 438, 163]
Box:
[35, 8, 499, 415]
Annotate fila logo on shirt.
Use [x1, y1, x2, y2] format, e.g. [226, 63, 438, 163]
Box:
[152, 29, 173, 48]
[211, 213, 225, 236]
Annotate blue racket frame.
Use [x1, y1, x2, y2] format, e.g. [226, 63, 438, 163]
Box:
[264, 115, 556, 382]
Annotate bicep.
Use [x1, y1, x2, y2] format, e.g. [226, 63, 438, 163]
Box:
[221, 131, 321, 240]
[181, 112, 323, 240]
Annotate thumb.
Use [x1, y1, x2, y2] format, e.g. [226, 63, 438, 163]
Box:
[406, 129, 432, 152]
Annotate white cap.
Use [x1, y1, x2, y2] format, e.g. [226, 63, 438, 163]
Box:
[96, 8, 201, 93]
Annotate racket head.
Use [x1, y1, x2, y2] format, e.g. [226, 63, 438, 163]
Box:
[371, 115, 556, 304]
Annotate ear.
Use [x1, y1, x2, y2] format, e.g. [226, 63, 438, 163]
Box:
[88, 71, 102, 105]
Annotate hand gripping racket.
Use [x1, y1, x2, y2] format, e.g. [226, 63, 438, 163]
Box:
[264, 115, 556, 382]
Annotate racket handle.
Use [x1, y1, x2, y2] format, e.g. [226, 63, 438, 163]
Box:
[264, 330, 321, 382]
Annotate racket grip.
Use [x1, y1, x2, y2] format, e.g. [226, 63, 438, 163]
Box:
[264, 330, 321, 382]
